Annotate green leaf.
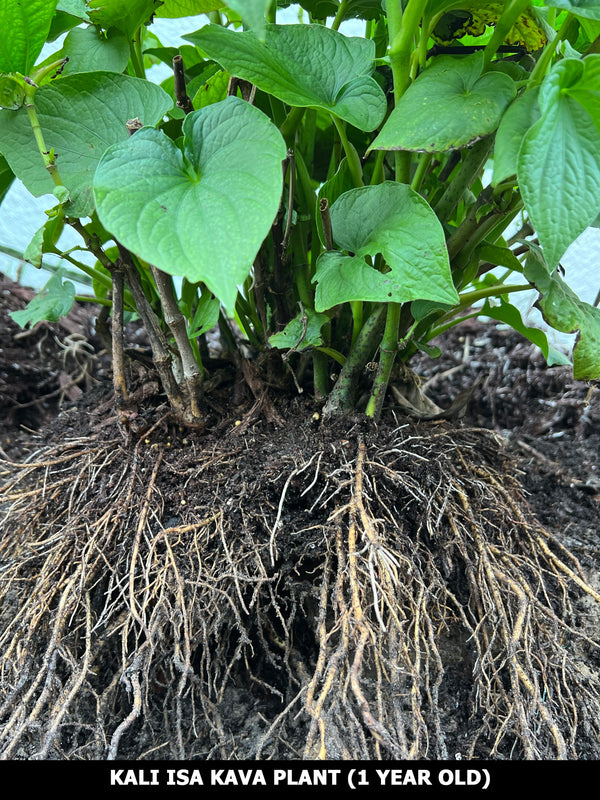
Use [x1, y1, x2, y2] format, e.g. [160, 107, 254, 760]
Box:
[24, 204, 65, 267]
[0, 72, 173, 218]
[93, 96, 287, 310]
[0, 74, 26, 110]
[369, 53, 515, 154]
[269, 308, 330, 351]
[564, 54, 600, 124]
[9, 271, 75, 328]
[524, 255, 600, 380]
[87, 0, 161, 35]
[481, 298, 571, 368]
[61, 25, 130, 74]
[192, 69, 230, 109]
[226, 1, 272, 40]
[186, 23, 387, 132]
[313, 182, 458, 311]
[476, 242, 525, 273]
[518, 60, 600, 269]
[57, 0, 89, 19]
[0, 0, 59, 75]
[0, 153, 14, 204]
[493, 87, 541, 186]
[156, 0, 224, 16]
[546, 1, 600, 20]
[188, 289, 220, 339]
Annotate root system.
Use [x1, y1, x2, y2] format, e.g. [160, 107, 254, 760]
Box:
[1, 416, 599, 760]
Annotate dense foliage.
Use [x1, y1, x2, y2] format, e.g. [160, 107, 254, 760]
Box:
[1, 0, 599, 422]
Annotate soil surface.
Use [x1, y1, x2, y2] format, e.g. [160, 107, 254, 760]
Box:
[1, 272, 599, 762]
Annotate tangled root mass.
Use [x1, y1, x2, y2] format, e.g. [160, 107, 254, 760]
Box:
[1, 417, 599, 760]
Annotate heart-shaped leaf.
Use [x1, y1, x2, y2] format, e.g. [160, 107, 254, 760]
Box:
[0, 0, 59, 75]
[313, 182, 458, 311]
[185, 23, 387, 131]
[369, 52, 515, 153]
[518, 60, 600, 269]
[0, 72, 173, 218]
[93, 96, 287, 310]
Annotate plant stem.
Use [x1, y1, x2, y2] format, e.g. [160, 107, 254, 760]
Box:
[172, 55, 194, 114]
[150, 266, 204, 420]
[365, 302, 401, 419]
[24, 83, 64, 189]
[424, 284, 532, 342]
[323, 305, 386, 417]
[410, 152, 432, 193]
[528, 12, 575, 88]
[280, 105, 306, 145]
[434, 136, 493, 223]
[111, 264, 129, 406]
[312, 350, 329, 399]
[331, 1, 348, 31]
[117, 246, 188, 420]
[332, 115, 363, 187]
[387, 0, 427, 184]
[446, 192, 523, 264]
[361, 1, 428, 420]
[482, 0, 531, 70]
[129, 27, 146, 79]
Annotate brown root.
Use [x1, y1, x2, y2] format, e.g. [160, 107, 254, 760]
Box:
[1, 420, 599, 760]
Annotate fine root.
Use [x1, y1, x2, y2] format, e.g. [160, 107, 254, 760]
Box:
[0, 422, 599, 759]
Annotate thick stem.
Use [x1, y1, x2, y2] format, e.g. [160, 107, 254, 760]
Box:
[387, 0, 427, 184]
[365, 302, 401, 420]
[172, 55, 194, 115]
[117, 246, 187, 420]
[446, 192, 522, 263]
[434, 136, 493, 223]
[150, 265, 204, 420]
[111, 264, 129, 406]
[323, 305, 386, 417]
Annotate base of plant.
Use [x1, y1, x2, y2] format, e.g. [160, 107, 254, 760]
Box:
[1, 409, 598, 760]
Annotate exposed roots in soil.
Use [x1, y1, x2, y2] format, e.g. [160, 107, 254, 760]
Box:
[0, 419, 599, 760]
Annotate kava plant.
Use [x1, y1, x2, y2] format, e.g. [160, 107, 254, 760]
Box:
[1, 0, 600, 764]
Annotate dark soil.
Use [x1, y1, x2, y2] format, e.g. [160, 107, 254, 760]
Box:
[1, 273, 599, 762]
